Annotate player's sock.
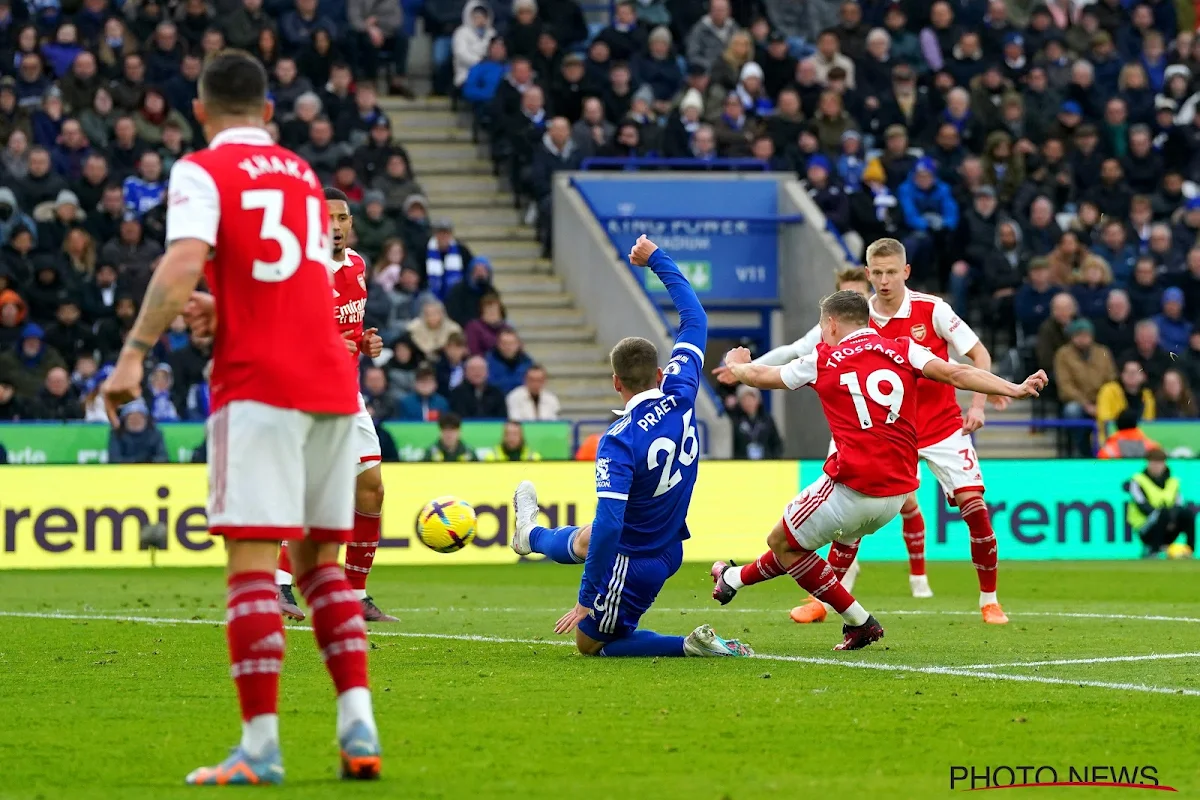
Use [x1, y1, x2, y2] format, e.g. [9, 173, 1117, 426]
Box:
[296, 565, 377, 739]
[276, 544, 293, 586]
[726, 551, 785, 590]
[528, 525, 584, 564]
[901, 506, 926, 576]
[598, 629, 686, 657]
[959, 496, 999, 597]
[226, 570, 285, 759]
[828, 541, 860, 585]
[785, 551, 870, 626]
[344, 510, 381, 600]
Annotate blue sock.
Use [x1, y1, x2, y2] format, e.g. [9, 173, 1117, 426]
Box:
[528, 525, 584, 564]
[598, 629, 686, 657]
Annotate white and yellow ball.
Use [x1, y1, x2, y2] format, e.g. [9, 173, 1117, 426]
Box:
[416, 496, 477, 553]
[1166, 542, 1194, 560]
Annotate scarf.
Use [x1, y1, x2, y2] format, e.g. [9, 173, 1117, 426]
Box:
[189, 382, 210, 419]
[151, 388, 179, 421]
[872, 186, 897, 221]
[426, 237, 464, 297]
[375, 263, 401, 292]
[735, 84, 774, 116]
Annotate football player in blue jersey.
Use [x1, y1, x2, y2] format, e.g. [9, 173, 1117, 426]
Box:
[510, 235, 752, 658]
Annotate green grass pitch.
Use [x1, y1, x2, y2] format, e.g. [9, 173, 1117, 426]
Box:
[1, 561, 1199, 799]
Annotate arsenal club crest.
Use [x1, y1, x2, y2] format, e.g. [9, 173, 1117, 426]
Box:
[910, 323, 927, 341]
[357, 273, 367, 291]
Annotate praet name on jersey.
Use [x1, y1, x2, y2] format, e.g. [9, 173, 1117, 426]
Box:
[236, 153, 320, 188]
[635, 394, 681, 431]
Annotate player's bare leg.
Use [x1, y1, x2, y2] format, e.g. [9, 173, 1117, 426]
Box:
[290, 537, 383, 779]
[790, 539, 862, 624]
[713, 520, 883, 650]
[512, 480, 590, 562]
[955, 489, 1007, 624]
[187, 540, 286, 785]
[345, 464, 397, 622]
[901, 493, 934, 598]
[275, 543, 305, 621]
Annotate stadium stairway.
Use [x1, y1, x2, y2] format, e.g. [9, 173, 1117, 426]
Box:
[956, 390, 1057, 458]
[382, 97, 620, 426]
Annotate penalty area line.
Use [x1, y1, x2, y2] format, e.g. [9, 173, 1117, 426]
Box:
[957, 652, 1200, 670]
[3, 611, 1199, 698]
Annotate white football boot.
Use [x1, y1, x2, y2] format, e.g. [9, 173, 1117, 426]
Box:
[511, 480, 539, 555]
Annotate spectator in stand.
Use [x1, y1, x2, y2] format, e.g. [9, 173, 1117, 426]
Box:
[465, 293, 507, 356]
[484, 419, 542, 461]
[37, 190, 85, 254]
[1097, 358, 1156, 438]
[223, 0, 273, 51]
[121, 151, 165, 218]
[1094, 289, 1136, 357]
[133, 88, 192, 146]
[1154, 287, 1193, 355]
[425, 218, 472, 300]
[406, 297, 462, 357]
[16, 146, 67, 209]
[462, 36, 508, 125]
[0, 291, 30, 356]
[31, 365, 83, 421]
[449, 354, 506, 418]
[0, 224, 35, 287]
[186, 359, 211, 421]
[361, 366, 397, 421]
[369, 257, 430, 344]
[1122, 318, 1173, 390]
[107, 398, 167, 462]
[506, 363, 559, 421]
[685, 0, 739, 72]
[0, 322, 66, 398]
[421, 412, 476, 461]
[1148, 224, 1184, 275]
[399, 364, 451, 422]
[803, 154, 849, 236]
[147, 362, 180, 422]
[371, 150, 423, 222]
[1156, 369, 1196, 419]
[1128, 256, 1164, 320]
[434, 331, 468, 397]
[81, 261, 118, 323]
[95, 293, 136, 363]
[43, 297, 94, 367]
[0, 188, 35, 247]
[24, 262, 70, 326]
[1091, 219, 1138, 287]
[731, 384, 782, 460]
[0, 376, 29, 420]
[531, 116, 582, 254]
[486, 328, 533, 396]
[1097, 408, 1159, 460]
[453, 2, 496, 97]
[295, 116, 351, 185]
[1055, 318, 1117, 456]
[445, 256, 495, 327]
[1036, 291, 1078, 374]
[979, 217, 1026, 337]
[348, 0, 410, 96]
[352, 192, 396, 263]
[898, 157, 958, 287]
[1070, 258, 1114, 321]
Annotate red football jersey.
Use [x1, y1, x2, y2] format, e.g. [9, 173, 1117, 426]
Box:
[781, 328, 933, 497]
[165, 126, 358, 416]
[869, 289, 980, 448]
[331, 247, 368, 355]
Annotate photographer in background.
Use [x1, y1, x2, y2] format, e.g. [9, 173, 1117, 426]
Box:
[1125, 448, 1195, 559]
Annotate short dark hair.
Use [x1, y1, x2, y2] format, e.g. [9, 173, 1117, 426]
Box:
[198, 49, 268, 117]
[324, 186, 350, 203]
[1115, 408, 1140, 431]
[438, 412, 462, 430]
[610, 336, 659, 393]
[820, 290, 870, 328]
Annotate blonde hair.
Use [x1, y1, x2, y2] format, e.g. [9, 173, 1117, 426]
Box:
[865, 237, 906, 264]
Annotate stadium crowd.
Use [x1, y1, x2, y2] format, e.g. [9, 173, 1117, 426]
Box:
[449, 0, 1200, 454]
[0, 0, 566, 464]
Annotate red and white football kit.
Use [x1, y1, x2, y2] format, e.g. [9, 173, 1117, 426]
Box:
[330, 246, 383, 474]
[869, 289, 985, 497]
[778, 328, 933, 551]
[166, 126, 359, 541]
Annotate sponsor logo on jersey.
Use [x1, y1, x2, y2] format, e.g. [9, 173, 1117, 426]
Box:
[595, 457, 611, 489]
[336, 298, 367, 325]
[357, 273, 367, 291]
[910, 324, 927, 341]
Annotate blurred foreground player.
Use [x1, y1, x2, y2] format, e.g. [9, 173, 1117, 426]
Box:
[510, 235, 752, 658]
[711, 291, 1046, 650]
[103, 50, 382, 785]
[277, 188, 396, 623]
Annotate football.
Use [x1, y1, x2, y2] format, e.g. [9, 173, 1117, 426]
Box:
[1166, 542, 1194, 560]
[417, 496, 478, 553]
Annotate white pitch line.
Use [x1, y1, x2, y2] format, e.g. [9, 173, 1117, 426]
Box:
[3, 611, 1199, 698]
[955, 652, 1200, 670]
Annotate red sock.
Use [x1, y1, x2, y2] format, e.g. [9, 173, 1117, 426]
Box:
[343, 511, 381, 592]
[737, 551, 785, 586]
[901, 506, 926, 576]
[277, 543, 292, 579]
[226, 571, 285, 720]
[959, 496, 998, 593]
[828, 540, 860, 581]
[297, 565, 369, 694]
[785, 550, 856, 613]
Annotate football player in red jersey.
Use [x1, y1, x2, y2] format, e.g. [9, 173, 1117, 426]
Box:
[709, 291, 1046, 650]
[102, 51, 382, 785]
[276, 188, 397, 623]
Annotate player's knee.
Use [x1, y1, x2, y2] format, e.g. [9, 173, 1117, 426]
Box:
[766, 525, 792, 556]
[356, 468, 384, 513]
[575, 629, 605, 656]
[901, 493, 919, 514]
[226, 540, 279, 576]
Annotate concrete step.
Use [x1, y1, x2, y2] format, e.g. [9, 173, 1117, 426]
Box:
[420, 176, 503, 195]
[504, 291, 576, 308]
[560, 399, 620, 418]
[534, 343, 608, 363]
[387, 109, 461, 129]
[521, 325, 595, 344]
[380, 97, 453, 112]
[473, 239, 543, 259]
[508, 308, 586, 327]
[402, 142, 479, 161]
[443, 206, 523, 226]
[535, 361, 611, 379]
[545, 379, 618, 399]
[488, 256, 552, 273]
[392, 126, 478, 144]
[412, 159, 497, 176]
[493, 272, 562, 293]
[452, 224, 536, 241]
[424, 191, 511, 208]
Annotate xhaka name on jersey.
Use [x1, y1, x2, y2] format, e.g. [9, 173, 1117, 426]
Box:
[635, 394, 681, 430]
[236, 154, 320, 189]
[824, 340, 910, 368]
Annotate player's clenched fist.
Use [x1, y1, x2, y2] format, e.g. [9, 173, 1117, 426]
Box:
[628, 234, 658, 266]
[184, 291, 216, 336]
[360, 327, 383, 358]
[723, 347, 752, 367]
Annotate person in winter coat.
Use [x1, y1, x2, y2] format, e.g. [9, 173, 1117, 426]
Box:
[449, 355, 507, 418]
[485, 328, 533, 396]
[730, 384, 783, 460]
[685, 0, 739, 71]
[803, 154, 849, 234]
[386, 333, 426, 401]
[453, 1, 496, 90]
[1070, 258, 1114, 321]
[107, 398, 168, 463]
[445, 256, 496, 327]
[0, 318, 67, 399]
[462, 36, 508, 123]
[425, 219, 474, 300]
[406, 297, 463, 357]
[1154, 287, 1194, 355]
[31, 366, 84, 421]
[847, 158, 901, 251]
[186, 359, 211, 421]
[348, 0, 409, 92]
[898, 157, 959, 284]
[398, 365, 451, 422]
[979, 217, 1027, 341]
[464, 293, 507, 356]
[147, 362, 180, 422]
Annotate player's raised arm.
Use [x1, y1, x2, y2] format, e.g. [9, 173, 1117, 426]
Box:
[629, 235, 707, 398]
[721, 346, 798, 391]
[910, 340, 1048, 399]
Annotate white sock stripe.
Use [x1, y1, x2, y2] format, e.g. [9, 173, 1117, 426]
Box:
[900, 508, 921, 519]
[321, 637, 369, 661]
[354, 511, 382, 518]
[299, 566, 344, 597]
[346, 542, 379, 548]
[226, 599, 283, 621]
[343, 564, 371, 574]
[309, 589, 360, 613]
[959, 499, 988, 517]
[230, 657, 282, 678]
[228, 582, 278, 600]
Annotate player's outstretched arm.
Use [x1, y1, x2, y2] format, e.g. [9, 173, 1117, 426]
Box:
[723, 347, 790, 390]
[629, 235, 707, 357]
[921, 357, 1048, 399]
